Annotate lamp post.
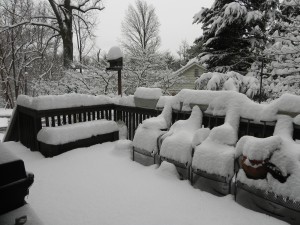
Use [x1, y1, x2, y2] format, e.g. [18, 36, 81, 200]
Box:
[106, 46, 123, 96]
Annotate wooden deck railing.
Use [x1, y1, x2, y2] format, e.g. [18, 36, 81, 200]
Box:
[4, 104, 163, 151]
[4, 102, 295, 152]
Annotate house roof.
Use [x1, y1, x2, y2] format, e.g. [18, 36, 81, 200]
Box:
[173, 57, 206, 76]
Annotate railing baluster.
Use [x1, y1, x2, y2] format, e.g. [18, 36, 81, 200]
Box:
[45, 117, 49, 127]
[63, 114, 67, 125]
[129, 111, 132, 140]
[51, 116, 55, 127]
[57, 115, 62, 126]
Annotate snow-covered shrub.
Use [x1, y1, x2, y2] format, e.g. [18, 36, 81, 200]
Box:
[195, 71, 259, 99]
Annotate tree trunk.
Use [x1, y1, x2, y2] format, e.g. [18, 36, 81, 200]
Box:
[62, 32, 73, 68]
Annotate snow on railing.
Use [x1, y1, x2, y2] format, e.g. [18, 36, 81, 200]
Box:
[5, 89, 300, 153]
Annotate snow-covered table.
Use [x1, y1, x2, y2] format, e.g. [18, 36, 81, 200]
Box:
[37, 120, 119, 157]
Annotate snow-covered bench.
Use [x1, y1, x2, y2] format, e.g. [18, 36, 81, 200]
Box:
[37, 120, 119, 157]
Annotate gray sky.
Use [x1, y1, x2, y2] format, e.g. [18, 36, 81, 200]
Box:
[95, 0, 214, 56]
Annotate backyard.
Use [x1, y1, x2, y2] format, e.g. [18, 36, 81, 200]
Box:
[2, 140, 286, 225]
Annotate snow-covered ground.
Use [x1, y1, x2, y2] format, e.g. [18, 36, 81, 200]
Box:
[5, 140, 286, 225]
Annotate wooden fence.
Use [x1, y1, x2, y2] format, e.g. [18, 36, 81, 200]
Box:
[4, 103, 293, 152]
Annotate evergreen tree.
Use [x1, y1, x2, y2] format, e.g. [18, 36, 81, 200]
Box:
[264, 0, 300, 99]
[193, 0, 279, 74]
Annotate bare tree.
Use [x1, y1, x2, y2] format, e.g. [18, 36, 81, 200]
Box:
[177, 40, 190, 64]
[73, 9, 97, 73]
[121, 0, 160, 55]
[1, 0, 104, 68]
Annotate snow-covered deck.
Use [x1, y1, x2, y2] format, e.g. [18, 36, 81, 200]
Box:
[4, 140, 286, 225]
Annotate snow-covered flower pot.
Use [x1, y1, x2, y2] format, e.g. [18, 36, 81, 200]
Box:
[241, 156, 267, 179]
[134, 97, 159, 109]
[134, 87, 162, 109]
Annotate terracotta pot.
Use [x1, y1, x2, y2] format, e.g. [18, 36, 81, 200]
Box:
[241, 156, 267, 179]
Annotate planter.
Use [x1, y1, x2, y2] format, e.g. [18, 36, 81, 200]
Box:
[134, 97, 159, 109]
[241, 156, 267, 179]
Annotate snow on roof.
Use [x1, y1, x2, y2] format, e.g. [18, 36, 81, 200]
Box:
[173, 57, 206, 76]
[17, 94, 113, 110]
[107, 46, 123, 60]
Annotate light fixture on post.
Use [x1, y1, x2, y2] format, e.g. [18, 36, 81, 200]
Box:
[106, 46, 123, 96]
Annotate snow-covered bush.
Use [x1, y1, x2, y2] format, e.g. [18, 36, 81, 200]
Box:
[195, 71, 259, 98]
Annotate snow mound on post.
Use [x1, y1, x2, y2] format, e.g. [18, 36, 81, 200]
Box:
[134, 87, 162, 99]
[37, 120, 118, 145]
[236, 136, 282, 161]
[17, 94, 113, 110]
[107, 46, 123, 60]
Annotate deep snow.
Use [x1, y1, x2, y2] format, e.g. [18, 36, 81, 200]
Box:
[3, 141, 286, 225]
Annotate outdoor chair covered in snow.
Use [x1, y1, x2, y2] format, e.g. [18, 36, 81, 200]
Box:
[190, 98, 239, 195]
[159, 106, 202, 180]
[132, 103, 172, 166]
[235, 115, 300, 225]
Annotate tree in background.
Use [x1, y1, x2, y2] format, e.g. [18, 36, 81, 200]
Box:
[121, 0, 160, 55]
[1, 0, 104, 68]
[73, 9, 98, 73]
[177, 40, 190, 65]
[193, 0, 279, 74]
[263, 0, 300, 99]
[0, 0, 63, 107]
[121, 0, 182, 94]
